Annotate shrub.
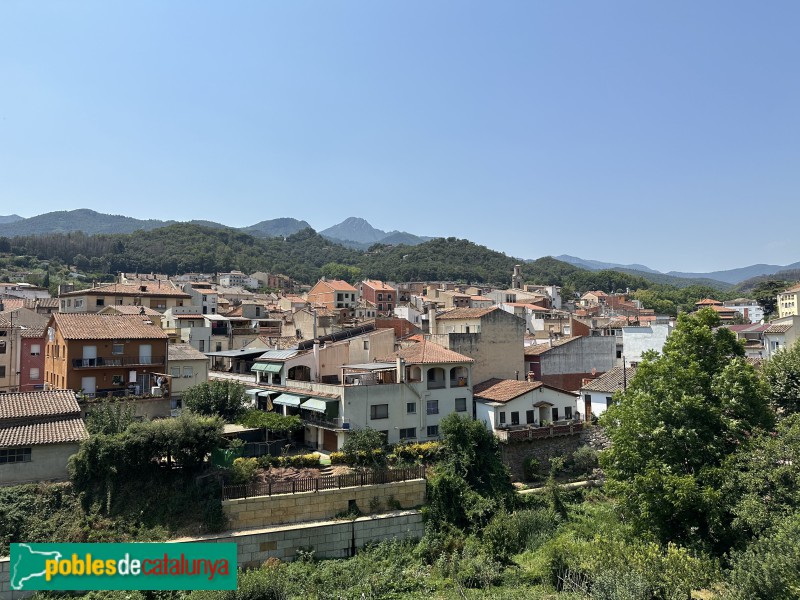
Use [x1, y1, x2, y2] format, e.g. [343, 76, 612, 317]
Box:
[329, 451, 349, 465]
[523, 456, 543, 482]
[256, 455, 275, 469]
[572, 446, 598, 475]
[392, 441, 443, 464]
[228, 458, 258, 485]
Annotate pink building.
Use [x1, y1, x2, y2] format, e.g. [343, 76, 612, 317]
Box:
[358, 280, 397, 316]
[19, 328, 46, 392]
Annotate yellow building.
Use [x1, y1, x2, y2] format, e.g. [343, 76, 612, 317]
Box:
[777, 284, 800, 319]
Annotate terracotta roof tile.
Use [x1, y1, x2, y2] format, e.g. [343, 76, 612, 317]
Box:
[0, 390, 81, 420]
[100, 305, 163, 317]
[437, 307, 499, 320]
[384, 340, 473, 364]
[524, 336, 581, 356]
[361, 280, 396, 292]
[52, 314, 168, 340]
[0, 416, 88, 446]
[60, 282, 190, 298]
[473, 378, 543, 402]
[765, 322, 793, 334]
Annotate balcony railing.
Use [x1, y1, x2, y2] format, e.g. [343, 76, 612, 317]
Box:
[71, 356, 166, 368]
[495, 422, 583, 443]
[301, 413, 346, 430]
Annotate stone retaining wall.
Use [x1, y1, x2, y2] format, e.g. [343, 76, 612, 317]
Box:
[502, 425, 609, 480]
[223, 478, 426, 530]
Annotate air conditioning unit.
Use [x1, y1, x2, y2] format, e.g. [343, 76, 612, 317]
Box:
[151, 386, 163, 397]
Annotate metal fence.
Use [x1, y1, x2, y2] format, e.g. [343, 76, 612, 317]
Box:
[222, 465, 426, 500]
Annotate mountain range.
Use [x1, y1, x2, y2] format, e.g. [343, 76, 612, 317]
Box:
[0, 209, 796, 287]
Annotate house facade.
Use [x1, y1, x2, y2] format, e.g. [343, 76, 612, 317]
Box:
[579, 365, 636, 419]
[44, 313, 169, 398]
[307, 279, 358, 312]
[777, 284, 800, 319]
[59, 282, 191, 314]
[358, 280, 397, 316]
[0, 390, 88, 485]
[474, 377, 578, 433]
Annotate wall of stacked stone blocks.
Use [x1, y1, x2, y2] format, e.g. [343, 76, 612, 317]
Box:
[222, 479, 427, 530]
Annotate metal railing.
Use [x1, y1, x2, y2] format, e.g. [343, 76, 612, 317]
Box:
[222, 465, 426, 500]
[496, 422, 583, 443]
[71, 356, 165, 368]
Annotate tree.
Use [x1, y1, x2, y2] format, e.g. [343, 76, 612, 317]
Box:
[86, 401, 136, 435]
[762, 343, 800, 417]
[182, 380, 248, 422]
[341, 427, 386, 468]
[600, 309, 774, 550]
[752, 280, 791, 318]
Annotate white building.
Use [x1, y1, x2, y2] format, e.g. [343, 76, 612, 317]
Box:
[474, 377, 578, 432]
[621, 324, 672, 364]
[579, 365, 636, 419]
[763, 316, 800, 359]
[723, 298, 764, 324]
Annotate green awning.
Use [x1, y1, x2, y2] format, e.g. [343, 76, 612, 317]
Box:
[300, 399, 328, 413]
[273, 393, 304, 407]
[251, 363, 282, 373]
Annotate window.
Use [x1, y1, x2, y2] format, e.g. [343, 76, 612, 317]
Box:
[29, 368, 40, 380]
[426, 399, 439, 415]
[606, 396, 613, 408]
[30, 344, 41, 356]
[96, 299, 104, 307]
[112, 343, 124, 355]
[0, 366, 5, 378]
[399, 427, 416, 440]
[551, 407, 559, 422]
[616, 350, 622, 359]
[406, 402, 416, 414]
[499, 412, 506, 424]
[198, 340, 205, 352]
[112, 375, 124, 385]
[171, 367, 181, 378]
[363, 340, 369, 350]
[427, 425, 439, 438]
[216, 342, 222, 352]
[0, 448, 32, 464]
[0, 341, 5, 354]
[511, 411, 520, 425]
[455, 398, 467, 412]
[526, 409, 535, 424]
[377, 293, 383, 301]
[565, 406, 573, 420]
[370, 404, 389, 420]
[183, 366, 193, 379]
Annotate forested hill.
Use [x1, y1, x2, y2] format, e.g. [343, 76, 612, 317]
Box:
[2, 224, 670, 293]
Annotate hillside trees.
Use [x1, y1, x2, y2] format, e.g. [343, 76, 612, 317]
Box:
[600, 308, 774, 550]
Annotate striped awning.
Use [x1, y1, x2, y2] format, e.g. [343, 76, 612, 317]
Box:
[251, 363, 282, 374]
[300, 399, 328, 413]
[273, 393, 305, 407]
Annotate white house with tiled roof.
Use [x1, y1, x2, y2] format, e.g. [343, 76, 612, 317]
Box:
[0, 389, 88, 485]
[474, 377, 578, 434]
[764, 315, 800, 359]
[579, 365, 637, 419]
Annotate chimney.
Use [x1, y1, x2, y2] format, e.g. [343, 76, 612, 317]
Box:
[527, 371, 535, 383]
[396, 357, 405, 383]
[313, 340, 321, 381]
[427, 304, 437, 334]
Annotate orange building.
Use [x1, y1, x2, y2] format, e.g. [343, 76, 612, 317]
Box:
[44, 313, 169, 398]
[307, 279, 358, 311]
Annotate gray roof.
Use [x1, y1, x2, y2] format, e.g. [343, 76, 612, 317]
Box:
[204, 348, 267, 358]
[257, 349, 301, 361]
[168, 343, 209, 361]
[580, 366, 637, 394]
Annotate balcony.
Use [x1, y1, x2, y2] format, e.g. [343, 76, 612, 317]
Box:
[71, 355, 166, 368]
[495, 422, 583, 443]
[211, 327, 229, 336]
[302, 413, 347, 431]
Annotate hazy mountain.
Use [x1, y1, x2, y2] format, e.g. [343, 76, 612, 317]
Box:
[0, 214, 23, 225]
[610, 268, 734, 290]
[241, 218, 312, 238]
[0, 209, 172, 236]
[320, 217, 432, 247]
[667, 262, 800, 285]
[556, 254, 661, 274]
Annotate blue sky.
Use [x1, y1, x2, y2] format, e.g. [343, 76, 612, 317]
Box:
[1, 1, 798, 273]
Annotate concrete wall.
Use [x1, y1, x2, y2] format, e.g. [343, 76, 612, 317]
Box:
[223, 479, 426, 530]
[621, 324, 671, 363]
[0, 443, 79, 486]
[175, 510, 425, 569]
[429, 309, 525, 383]
[0, 513, 424, 599]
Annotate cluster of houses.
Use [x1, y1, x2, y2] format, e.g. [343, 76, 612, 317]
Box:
[1, 268, 797, 485]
